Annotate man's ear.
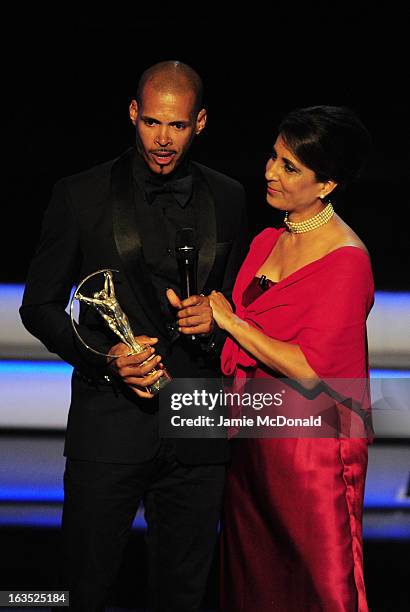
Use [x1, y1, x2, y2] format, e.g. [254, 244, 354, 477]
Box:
[195, 108, 207, 135]
[129, 99, 139, 126]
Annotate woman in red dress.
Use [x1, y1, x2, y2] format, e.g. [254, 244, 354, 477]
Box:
[210, 106, 374, 612]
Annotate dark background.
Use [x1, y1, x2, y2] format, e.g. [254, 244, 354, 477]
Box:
[4, 11, 409, 289]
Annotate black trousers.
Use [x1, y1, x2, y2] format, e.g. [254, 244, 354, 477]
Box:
[59, 440, 225, 612]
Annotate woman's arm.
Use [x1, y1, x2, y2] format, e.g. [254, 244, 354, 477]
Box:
[209, 291, 319, 382]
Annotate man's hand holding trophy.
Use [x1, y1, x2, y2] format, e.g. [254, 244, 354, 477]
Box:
[70, 269, 171, 398]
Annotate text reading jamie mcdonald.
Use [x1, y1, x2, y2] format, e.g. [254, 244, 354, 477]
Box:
[170, 414, 322, 428]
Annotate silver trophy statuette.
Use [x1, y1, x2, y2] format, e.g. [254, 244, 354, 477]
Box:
[70, 269, 171, 394]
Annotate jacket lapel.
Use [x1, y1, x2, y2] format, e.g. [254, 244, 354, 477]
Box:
[111, 148, 167, 338]
[191, 162, 216, 292]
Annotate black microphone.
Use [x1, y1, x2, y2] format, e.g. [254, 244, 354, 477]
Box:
[175, 228, 198, 339]
[175, 227, 198, 299]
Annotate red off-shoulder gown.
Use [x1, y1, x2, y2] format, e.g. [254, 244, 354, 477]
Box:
[220, 228, 374, 612]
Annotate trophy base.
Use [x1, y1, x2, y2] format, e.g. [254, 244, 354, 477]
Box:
[147, 369, 172, 395]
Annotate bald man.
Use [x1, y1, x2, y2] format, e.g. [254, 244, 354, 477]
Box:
[20, 61, 248, 611]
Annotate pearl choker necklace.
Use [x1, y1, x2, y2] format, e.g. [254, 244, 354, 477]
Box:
[284, 202, 334, 233]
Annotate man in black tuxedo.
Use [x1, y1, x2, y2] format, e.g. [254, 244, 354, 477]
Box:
[20, 60, 247, 611]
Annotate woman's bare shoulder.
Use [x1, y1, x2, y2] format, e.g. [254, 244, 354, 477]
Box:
[327, 215, 369, 255]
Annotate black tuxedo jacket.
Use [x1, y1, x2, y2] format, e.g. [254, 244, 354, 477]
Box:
[20, 148, 248, 464]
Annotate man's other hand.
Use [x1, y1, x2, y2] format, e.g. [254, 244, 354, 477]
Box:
[166, 288, 214, 335]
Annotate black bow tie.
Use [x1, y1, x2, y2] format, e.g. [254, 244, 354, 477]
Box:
[145, 175, 193, 208]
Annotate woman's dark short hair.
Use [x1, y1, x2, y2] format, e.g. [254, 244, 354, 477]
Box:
[278, 106, 371, 192]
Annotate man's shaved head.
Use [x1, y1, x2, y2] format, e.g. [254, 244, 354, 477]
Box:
[136, 60, 204, 115]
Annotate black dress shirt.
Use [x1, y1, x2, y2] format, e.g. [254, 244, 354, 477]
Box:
[132, 153, 197, 320]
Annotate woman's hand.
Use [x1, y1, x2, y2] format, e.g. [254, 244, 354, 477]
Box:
[209, 291, 234, 331]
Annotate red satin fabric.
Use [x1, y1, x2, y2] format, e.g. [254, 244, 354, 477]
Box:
[220, 228, 374, 612]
